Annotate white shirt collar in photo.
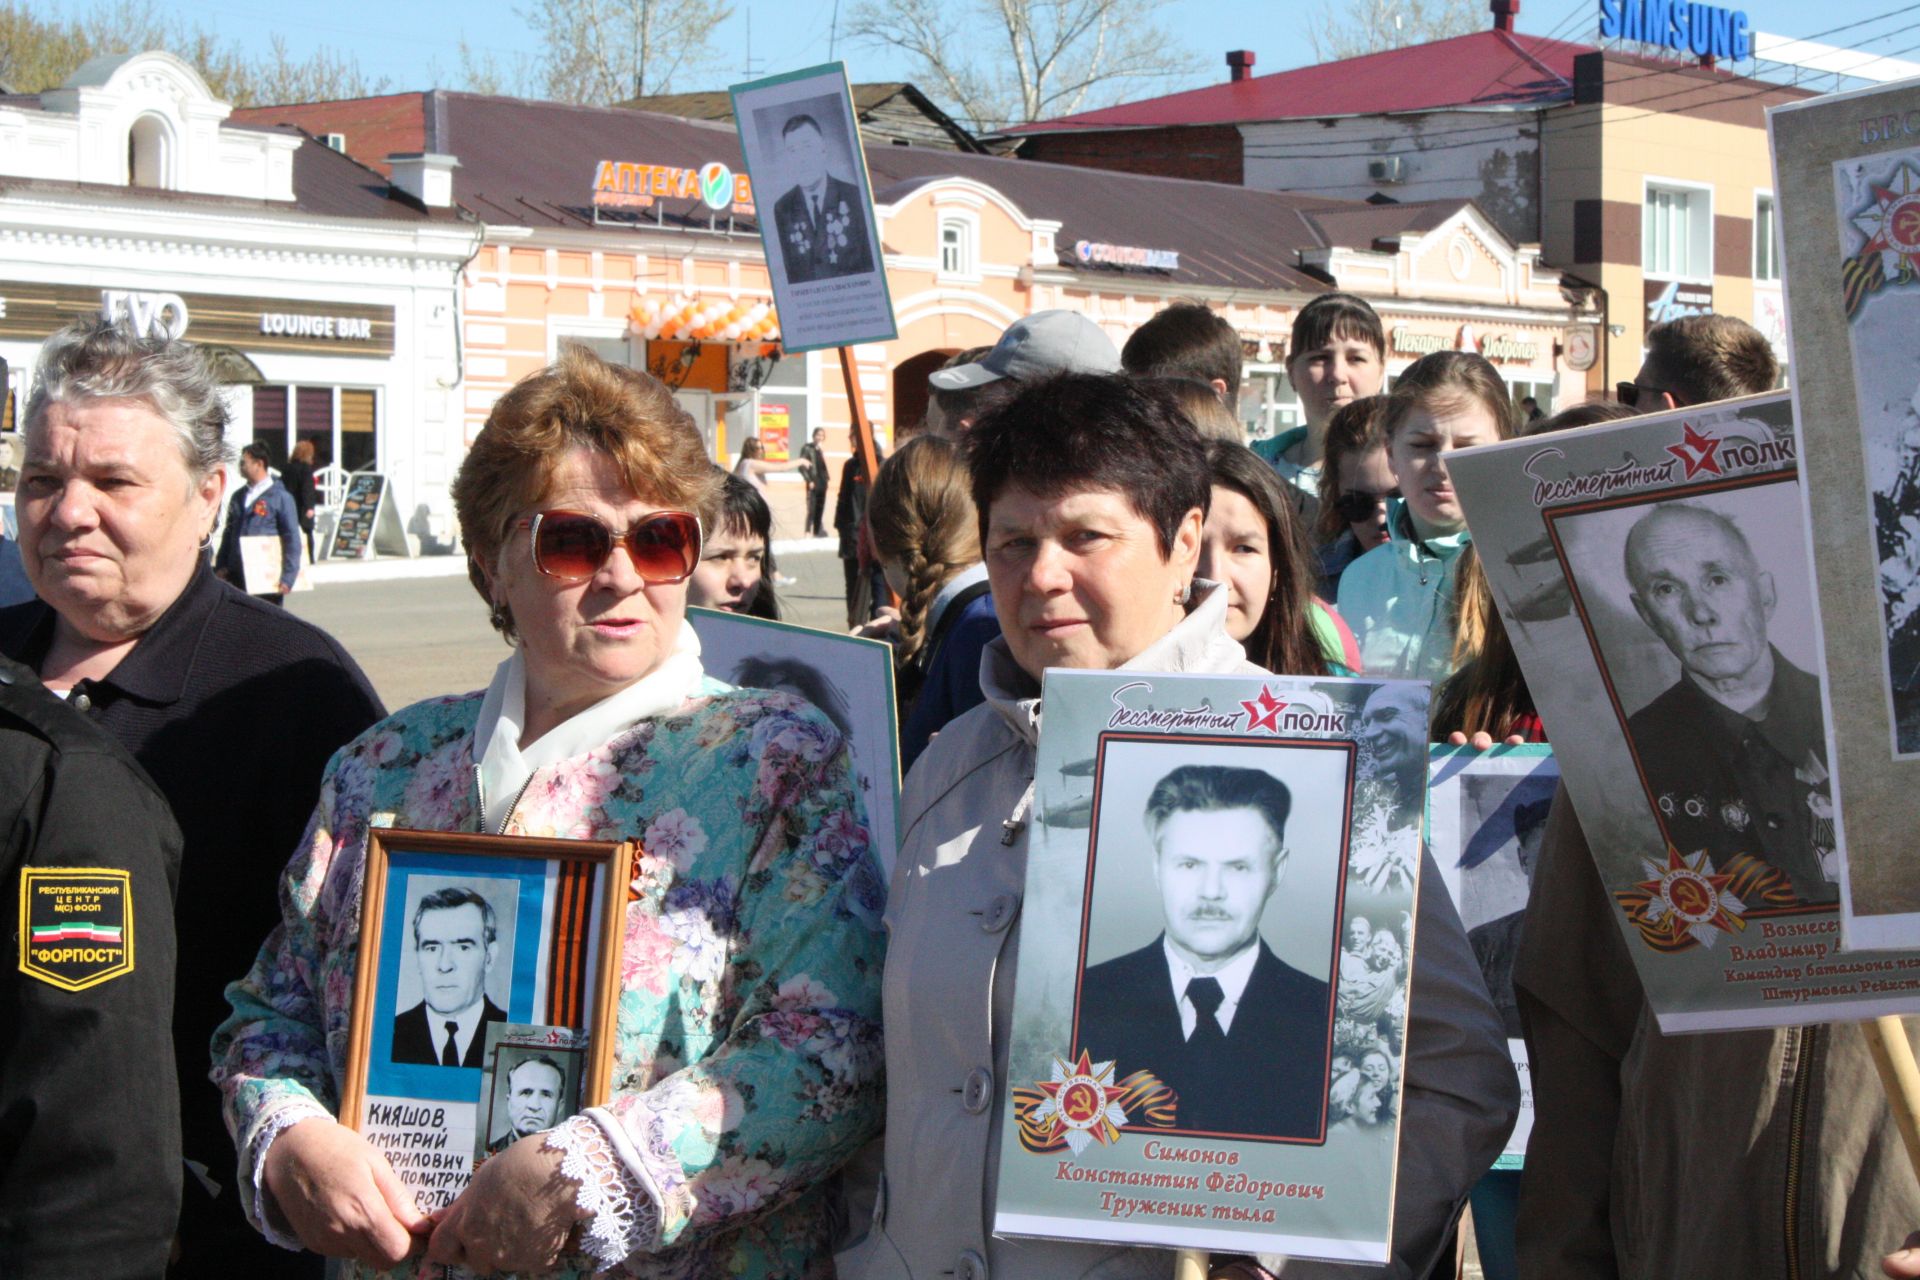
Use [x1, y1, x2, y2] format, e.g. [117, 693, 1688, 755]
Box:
[435, 998, 485, 1064]
[1163, 935, 1261, 1039]
[472, 621, 705, 835]
[243, 476, 272, 507]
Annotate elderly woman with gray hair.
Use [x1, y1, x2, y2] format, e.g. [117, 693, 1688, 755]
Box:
[0, 316, 385, 1276]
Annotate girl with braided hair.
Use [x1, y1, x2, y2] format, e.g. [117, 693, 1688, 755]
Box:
[866, 434, 1000, 772]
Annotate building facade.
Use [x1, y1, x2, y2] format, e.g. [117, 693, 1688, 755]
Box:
[0, 52, 478, 552]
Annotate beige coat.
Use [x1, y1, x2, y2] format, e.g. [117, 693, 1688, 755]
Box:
[841, 586, 1518, 1280]
[1515, 784, 1920, 1280]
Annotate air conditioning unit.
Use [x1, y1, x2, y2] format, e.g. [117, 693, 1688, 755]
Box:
[1368, 155, 1406, 184]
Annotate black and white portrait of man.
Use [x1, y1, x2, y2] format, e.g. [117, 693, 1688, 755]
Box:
[1618, 500, 1835, 902]
[389, 884, 512, 1067]
[768, 109, 873, 284]
[1076, 761, 1335, 1140]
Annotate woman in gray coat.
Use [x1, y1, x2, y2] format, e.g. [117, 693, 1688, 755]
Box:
[841, 373, 1517, 1280]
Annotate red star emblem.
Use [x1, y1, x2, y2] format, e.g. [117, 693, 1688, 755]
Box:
[1665, 423, 1722, 479]
[1633, 845, 1747, 947]
[1240, 684, 1287, 732]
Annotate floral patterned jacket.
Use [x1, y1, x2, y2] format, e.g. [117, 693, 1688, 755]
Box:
[212, 678, 887, 1278]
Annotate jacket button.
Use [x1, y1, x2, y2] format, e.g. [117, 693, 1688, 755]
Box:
[1765, 814, 1784, 831]
[957, 1249, 989, 1280]
[981, 894, 1019, 934]
[961, 1066, 993, 1114]
[72, 692, 92, 712]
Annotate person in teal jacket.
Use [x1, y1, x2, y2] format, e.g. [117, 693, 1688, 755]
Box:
[1336, 351, 1517, 683]
[1252, 293, 1387, 525]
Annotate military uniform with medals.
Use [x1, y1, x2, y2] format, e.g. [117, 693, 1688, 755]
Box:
[0, 654, 183, 1277]
[772, 177, 874, 283]
[1626, 647, 1836, 903]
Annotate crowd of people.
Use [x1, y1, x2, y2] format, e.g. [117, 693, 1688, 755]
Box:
[7, 286, 1920, 1280]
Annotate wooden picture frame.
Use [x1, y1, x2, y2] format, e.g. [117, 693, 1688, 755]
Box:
[339, 828, 633, 1210]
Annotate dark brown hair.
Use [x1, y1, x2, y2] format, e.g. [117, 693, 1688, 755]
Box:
[1642, 314, 1778, 406]
[1315, 395, 1393, 542]
[1122, 303, 1244, 408]
[1208, 441, 1332, 677]
[966, 373, 1210, 557]
[1286, 292, 1385, 369]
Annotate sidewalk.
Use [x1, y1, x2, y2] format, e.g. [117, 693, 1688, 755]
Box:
[306, 475, 832, 587]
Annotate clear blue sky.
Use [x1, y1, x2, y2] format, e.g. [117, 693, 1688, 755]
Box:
[44, 0, 1920, 100]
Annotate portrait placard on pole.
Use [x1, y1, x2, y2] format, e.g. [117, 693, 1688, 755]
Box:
[1426, 744, 1558, 1166]
[687, 607, 900, 878]
[991, 669, 1426, 1263]
[1449, 394, 1920, 1031]
[728, 63, 897, 354]
[1771, 76, 1920, 950]
[339, 828, 631, 1210]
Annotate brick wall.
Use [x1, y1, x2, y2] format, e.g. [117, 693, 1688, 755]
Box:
[1017, 126, 1244, 185]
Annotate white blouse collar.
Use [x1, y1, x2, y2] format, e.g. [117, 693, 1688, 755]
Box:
[472, 621, 705, 834]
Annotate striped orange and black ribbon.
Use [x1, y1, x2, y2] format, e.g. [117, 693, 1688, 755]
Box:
[1844, 251, 1887, 319]
[1012, 1070, 1179, 1154]
[1614, 853, 1798, 954]
[543, 862, 597, 1028]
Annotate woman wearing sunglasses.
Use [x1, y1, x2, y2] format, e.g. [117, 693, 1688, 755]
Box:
[1313, 396, 1396, 599]
[213, 348, 885, 1278]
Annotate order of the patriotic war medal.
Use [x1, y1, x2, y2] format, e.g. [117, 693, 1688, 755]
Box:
[18, 866, 134, 990]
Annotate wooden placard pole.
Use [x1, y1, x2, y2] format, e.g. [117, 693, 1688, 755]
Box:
[1864, 1016, 1920, 1180]
[838, 344, 880, 483]
[837, 344, 897, 613]
[1174, 1249, 1209, 1280]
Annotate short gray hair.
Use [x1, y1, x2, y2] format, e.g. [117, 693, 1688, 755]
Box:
[24, 316, 233, 480]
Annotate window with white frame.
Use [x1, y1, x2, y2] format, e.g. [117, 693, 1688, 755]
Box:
[1755, 192, 1779, 282]
[939, 216, 973, 277]
[1643, 181, 1712, 280]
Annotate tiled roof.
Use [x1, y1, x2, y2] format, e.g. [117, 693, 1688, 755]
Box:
[429, 91, 1472, 293]
[1007, 29, 1590, 133]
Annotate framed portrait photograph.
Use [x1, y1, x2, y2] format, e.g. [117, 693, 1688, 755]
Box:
[340, 828, 632, 1209]
[474, 1024, 589, 1167]
[1773, 80, 1920, 948]
[1427, 744, 1559, 1167]
[689, 607, 901, 878]
[729, 62, 897, 352]
[1448, 393, 1920, 1032]
[994, 669, 1425, 1264]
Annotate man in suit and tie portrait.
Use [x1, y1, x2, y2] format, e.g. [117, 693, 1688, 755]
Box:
[1076, 763, 1333, 1140]
[771, 113, 873, 284]
[390, 886, 508, 1067]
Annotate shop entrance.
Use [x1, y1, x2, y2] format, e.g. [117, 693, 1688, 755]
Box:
[892, 349, 957, 435]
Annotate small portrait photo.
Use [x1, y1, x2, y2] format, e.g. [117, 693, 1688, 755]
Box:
[1074, 736, 1350, 1143]
[750, 93, 876, 286]
[1453, 771, 1557, 1038]
[1550, 477, 1836, 906]
[690, 608, 901, 879]
[387, 875, 519, 1069]
[476, 1036, 584, 1160]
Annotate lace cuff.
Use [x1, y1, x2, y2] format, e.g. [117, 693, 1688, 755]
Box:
[242, 1101, 334, 1251]
[548, 1113, 661, 1270]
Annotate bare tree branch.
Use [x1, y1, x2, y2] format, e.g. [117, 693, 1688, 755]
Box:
[844, 0, 1208, 131]
[1304, 0, 1482, 63]
[519, 0, 734, 103]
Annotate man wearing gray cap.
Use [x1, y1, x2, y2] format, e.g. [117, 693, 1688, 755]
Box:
[924, 311, 1122, 437]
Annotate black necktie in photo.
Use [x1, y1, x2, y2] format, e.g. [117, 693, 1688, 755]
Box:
[441, 1020, 460, 1067]
[1187, 976, 1226, 1046]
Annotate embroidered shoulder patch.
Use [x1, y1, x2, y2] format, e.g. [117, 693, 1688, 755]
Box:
[18, 867, 134, 990]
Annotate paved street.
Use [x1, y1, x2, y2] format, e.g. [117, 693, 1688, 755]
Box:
[288, 545, 851, 708]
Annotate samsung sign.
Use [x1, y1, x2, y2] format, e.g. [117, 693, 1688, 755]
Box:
[1599, 0, 1752, 61]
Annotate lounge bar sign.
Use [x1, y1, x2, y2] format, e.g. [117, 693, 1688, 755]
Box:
[0, 281, 394, 357]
